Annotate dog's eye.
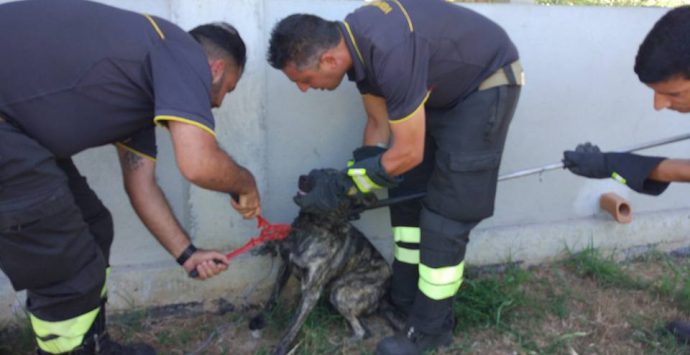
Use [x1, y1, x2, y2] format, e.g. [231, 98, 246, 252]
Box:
[298, 175, 314, 193]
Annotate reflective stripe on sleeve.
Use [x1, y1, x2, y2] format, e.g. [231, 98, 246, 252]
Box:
[115, 143, 156, 162]
[348, 168, 382, 193]
[612, 172, 627, 185]
[154, 116, 216, 138]
[389, 91, 430, 124]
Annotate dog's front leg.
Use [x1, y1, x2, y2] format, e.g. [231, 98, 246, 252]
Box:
[266, 256, 293, 312]
[249, 257, 292, 333]
[273, 273, 325, 355]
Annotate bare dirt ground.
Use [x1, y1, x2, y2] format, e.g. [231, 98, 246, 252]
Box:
[2, 250, 690, 355]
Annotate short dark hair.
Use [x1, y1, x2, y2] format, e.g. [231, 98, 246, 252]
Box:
[267, 14, 341, 70]
[634, 5, 690, 84]
[189, 22, 247, 70]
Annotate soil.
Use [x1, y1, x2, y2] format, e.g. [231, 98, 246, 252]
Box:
[2, 254, 690, 355]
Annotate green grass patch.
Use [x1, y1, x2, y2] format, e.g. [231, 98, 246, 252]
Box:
[259, 297, 348, 355]
[629, 316, 689, 355]
[454, 265, 531, 331]
[563, 247, 648, 290]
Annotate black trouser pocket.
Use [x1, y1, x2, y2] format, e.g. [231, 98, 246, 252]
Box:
[426, 151, 501, 221]
[0, 198, 103, 292]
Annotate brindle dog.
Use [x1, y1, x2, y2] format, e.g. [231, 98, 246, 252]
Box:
[250, 169, 392, 355]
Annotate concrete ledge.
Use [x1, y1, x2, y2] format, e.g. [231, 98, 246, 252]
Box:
[469, 207, 690, 265]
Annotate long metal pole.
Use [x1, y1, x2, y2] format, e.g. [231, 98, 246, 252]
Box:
[498, 131, 690, 181]
[363, 132, 690, 210]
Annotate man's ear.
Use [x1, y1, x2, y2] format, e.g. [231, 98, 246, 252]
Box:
[209, 59, 225, 83]
[319, 50, 338, 70]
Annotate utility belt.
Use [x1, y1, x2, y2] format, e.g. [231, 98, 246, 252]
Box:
[478, 60, 524, 91]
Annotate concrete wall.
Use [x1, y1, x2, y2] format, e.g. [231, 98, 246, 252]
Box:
[2, 0, 688, 322]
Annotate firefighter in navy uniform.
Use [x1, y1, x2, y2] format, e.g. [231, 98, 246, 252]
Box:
[562, 5, 690, 345]
[267, 0, 523, 353]
[0, 0, 261, 353]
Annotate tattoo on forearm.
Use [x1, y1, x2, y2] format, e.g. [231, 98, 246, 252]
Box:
[124, 151, 144, 171]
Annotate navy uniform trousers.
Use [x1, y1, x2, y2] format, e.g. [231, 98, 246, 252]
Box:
[388, 79, 521, 334]
[0, 122, 112, 353]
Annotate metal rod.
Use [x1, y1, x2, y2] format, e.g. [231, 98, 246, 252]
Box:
[362, 132, 690, 211]
[498, 131, 690, 181]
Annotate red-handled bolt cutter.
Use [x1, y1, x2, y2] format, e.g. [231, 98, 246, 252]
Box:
[188, 215, 291, 278]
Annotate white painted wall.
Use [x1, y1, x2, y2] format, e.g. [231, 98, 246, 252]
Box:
[1, 0, 687, 321]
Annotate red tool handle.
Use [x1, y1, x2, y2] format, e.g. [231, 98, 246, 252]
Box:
[188, 215, 291, 278]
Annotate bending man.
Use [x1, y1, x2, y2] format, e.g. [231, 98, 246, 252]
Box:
[267, 0, 522, 353]
[0, 0, 260, 353]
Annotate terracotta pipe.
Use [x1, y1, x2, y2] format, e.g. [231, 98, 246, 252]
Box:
[599, 192, 632, 224]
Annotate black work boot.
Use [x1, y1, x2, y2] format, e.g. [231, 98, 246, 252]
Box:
[375, 326, 453, 355]
[666, 319, 690, 344]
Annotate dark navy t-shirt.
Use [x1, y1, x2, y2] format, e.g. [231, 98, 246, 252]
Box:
[339, 0, 519, 123]
[0, 0, 214, 159]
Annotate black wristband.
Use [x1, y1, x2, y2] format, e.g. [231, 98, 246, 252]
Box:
[176, 243, 197, 266]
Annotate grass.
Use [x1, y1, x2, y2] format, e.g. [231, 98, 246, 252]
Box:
[562, 246, 649, 290]
[4, 247, 690, 354]
[454, 265, 531, 331]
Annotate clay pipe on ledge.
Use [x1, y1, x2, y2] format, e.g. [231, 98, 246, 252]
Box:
[599, 192, 632, 224]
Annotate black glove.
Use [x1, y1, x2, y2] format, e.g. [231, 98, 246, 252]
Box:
[293, 169, 353, 215]
[352, 145, 388, 162]
[563, 142, 669, 195]
[347, 154, 401, 193]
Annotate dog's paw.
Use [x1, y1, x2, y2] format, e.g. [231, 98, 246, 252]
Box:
[249, 315, 266, 338]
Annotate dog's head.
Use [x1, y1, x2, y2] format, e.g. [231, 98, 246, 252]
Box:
[294, 168, 377, 221]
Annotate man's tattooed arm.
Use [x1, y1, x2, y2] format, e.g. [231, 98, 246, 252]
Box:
[123, 150, 145, 171]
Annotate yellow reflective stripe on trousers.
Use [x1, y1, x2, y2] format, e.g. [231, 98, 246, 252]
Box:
[32, 267, 109, 353]
[394, 245, 419, 265]
[101, 266, 111, 298]
[418, 262, 465, 300]
[393, 226, 420, 244]
[31, 307, 100, 353]
[348, 168, 381, 193]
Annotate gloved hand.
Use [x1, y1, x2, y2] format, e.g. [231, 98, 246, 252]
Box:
[562, 142, 609, 178]
[563, 142, 669, 195]
[347, 153, 401, 194]
[293, 169, 354, 215]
